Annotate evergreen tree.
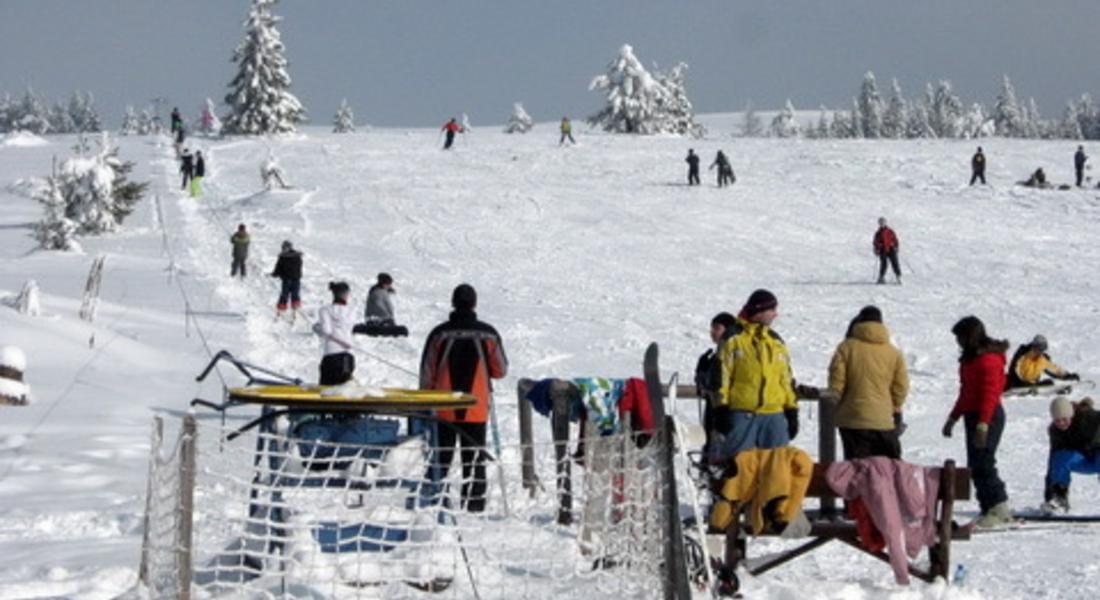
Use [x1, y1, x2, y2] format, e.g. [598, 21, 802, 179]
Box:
[814, 106, 829, 139]
[992, 75, 1024, 137]
[1022, 97, 1042, 138]
[959, 103, 992, 139]
[741, 101, 763, 137]
[848, 98, 862, 138]
[929, 80, 962, 138]
[137, 109, 155, 135]
[13, 89, 50, 135]
[68, 92, 102, 133]
[906, 103, 935, 139]
[1061, 102, 1084, 139]
[1076, 95, 1097, 140]
[223, 0, 305, 135]
[654, 62, 705, 137]
[120, 106, 141, 135]
[770, 99, 800, 138]
[503, 102, 534, 134]
[332, 98, 356, 133]
[588, 44, 700, 135]
[34, 171, 80, 252]
[49, 101, 75, 134]
[881, 78, 908, 139]
[830, 109, 851, 138]
[857, 71, 884, 138]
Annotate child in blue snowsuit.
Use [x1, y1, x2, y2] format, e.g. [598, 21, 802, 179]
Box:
[1044, 396, 1100, 513]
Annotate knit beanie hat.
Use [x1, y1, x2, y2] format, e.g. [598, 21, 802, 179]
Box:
[452, 283, 477, 310]
[742, 289, 778, 318]
[1050, 397, 1074, 421]
[855, 305, 883, 324]
[711, 312, 737, 330]
[1031, 335, 1048, 351]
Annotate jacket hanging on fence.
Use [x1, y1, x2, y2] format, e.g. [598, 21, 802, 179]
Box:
[825, 457, 941, 585]
[709, 446, 813, 535]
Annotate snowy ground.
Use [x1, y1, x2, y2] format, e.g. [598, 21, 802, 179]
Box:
[1, 123, 1099, 599]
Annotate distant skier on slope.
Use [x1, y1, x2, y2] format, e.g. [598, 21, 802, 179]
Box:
[1005, 335, 1079, 390]
[1075, 146, 1088, 187]
[191, 151, 205, 197]
[170, 107, 183, 134]
[230, 224, 250, 278]
[441, 118, 464, 150]
[560, 116, 576, 145]
[709, 150, 735, 188]
[686, 149, 701, 186]
[261, 154, 290, 189]
[270, 240, 303, 320]
[179, 148, 194, 191]
[970, 146, 987, 185]
[1042, 396, 1100, 514]
[873, 217, 901, 285]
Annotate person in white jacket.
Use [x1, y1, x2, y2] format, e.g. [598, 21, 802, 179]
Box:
[313, 281, 357, 385]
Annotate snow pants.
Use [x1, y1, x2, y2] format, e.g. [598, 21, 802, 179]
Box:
[431, 421, 488, 512]
[688, 166, 700, 186]
[181, 170, 192, 190]
[444, 131, 456, 150]
[969, 170, 986, 185]
[190, 176, 202, 197]
[878, 249, 901, 281]
[964, 405, 1008, 512]
[711, 410, 789, 463]
[1076, 167, 1085, 187]
[277, 278, 301, 310]
[1046, 449, 1100, 489]
[560, 132, 575, 145]
[231, 257, 246, 278]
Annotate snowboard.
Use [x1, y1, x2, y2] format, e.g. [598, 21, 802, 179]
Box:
[1002, 383, 1073, 398]
[643, 342, 666, 425]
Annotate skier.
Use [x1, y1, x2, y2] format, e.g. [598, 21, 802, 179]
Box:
[685, 149, 701, 186]
[174, 126, 186, 156]
[441, 118, 464, 150]
[179, 148, 194, 191]
[1005, 335, 1079, 390]
[941, 316, 1012, 528]
[191, 151, 205, 197]
[694, 312, 737, 460]
[230, 224, 250, 278]
[827, 305, 909, 460]
[0, 345, 30, 406]
[709, 151, 735, 188]
[269, 240, 303, 319]
[559, 116, 575, 145]
[970, 146, 986, 185]
[313, 281, 357, 385]
[420, 283, 508, 512]
[1043, 396, 1100, 513]
[261, 155, 289, 189]
[712, 289, 799, 461]
[873, 217, 901, 284]
[170, 107, 182, 134]
[1074, 145, 1087, 187]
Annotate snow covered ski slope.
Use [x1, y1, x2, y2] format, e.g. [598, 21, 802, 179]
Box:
[1, 124, 1099, 598]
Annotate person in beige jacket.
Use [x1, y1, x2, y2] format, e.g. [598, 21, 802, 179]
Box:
[828, 305, 910, 459]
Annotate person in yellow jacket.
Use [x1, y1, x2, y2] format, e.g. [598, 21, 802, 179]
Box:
[714, 289, 799, 460]
[559, 116, 576, 145]
[828, 305, 910, 460]
[1005, 334, 1079, 389]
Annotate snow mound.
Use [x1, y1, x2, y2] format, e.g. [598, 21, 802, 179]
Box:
[1, 132, 49, 147]
[0, 345, 27, 371]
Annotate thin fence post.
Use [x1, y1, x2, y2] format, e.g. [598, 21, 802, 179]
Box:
[517, 379, 538, 495]
[661, 415, 691, 599]
[138, 416, 164, 589]
[818, 398, 837, 518]
[177, 414, 197, 600]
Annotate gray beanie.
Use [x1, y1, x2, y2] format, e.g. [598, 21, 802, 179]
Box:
[1050, 397, 1073, 421]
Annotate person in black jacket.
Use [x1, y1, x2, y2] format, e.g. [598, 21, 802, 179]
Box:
[695, 312, 737, 461]
[270, 240, 303, 319]
[970, 147, 986, 185]
[179, 148, 194, 191]
[1044, 397, 1100, 513]
[686, 149, 701, 186]
[1074, 145, 1087, 187]
[191, 151, 205, 197]
[710, 151, 735, 188]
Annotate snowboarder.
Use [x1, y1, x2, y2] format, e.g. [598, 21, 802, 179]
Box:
[1043, 396, 1100, 513]
[365, 272, 396, 325]
[686, 149, 701, 186]
[712, 289, 799, 461]
[709, 151, 735, 188]
[1074, 145, 1087, 187]
[695, 312, 737, 461]
[179, 148, 194, 191]
[828, 305, 909, 460]
[420, 283, 508, 512]
[270, 240, 303, 319]
[191, 151, 205, 197]
[1022, 167, 1048, 188]
[261, 155, 289, 189]
[873, 217, 901, 284]
[441, 118, 464, 150]
[559, 116, 575, 145]
[941, 316, 1012, 528]
[170, 107, 182, 134]
[1005, 335, 1079, 390]
[313, 281, 357, 385]
[230, 224, 250, 278]
[0, 345, 30, 406]
[970, 147, 986, 185]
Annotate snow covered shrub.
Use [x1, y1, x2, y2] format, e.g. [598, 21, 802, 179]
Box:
[588, 44, 704, 136]
[332, 99, 355, 133]
[223, 0, 305, 135]
[770, 100, 801, 138]
[120, 106, 141, 135]
[12, 89, 50, 135]
[0, 345, 30, 406]
[199, 98, 222, 136]
[504, 102, 533, 134]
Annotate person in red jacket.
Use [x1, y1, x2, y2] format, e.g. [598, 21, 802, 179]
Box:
[420, 283, 508, 512]
[873, 217, 901, 285]
[942, 316, 1012, 527]
[441, 117, 465, 150]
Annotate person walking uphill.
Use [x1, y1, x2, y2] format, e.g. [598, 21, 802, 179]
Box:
[828, 305, 910, 460]
[441, 118, 464, 150]
[710, 151, 735, 188]
[713, 289, 800, 461]
[970, 146, 986, 185]
[230, 224, 250, 278]
[942, 316, 1011, 528]
[270, 240, 303, 320]
[420, 284, 508, 512]
[873, 217, 901, 284]
[1074, 145, 1088, 187]
[560, 116, 576, 145]
[179, 148, 194, 191]
[191, 151, 205, 197]
[686, 149, 701, 186]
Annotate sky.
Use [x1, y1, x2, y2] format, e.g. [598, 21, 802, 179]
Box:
[1, 0, 1099, 128]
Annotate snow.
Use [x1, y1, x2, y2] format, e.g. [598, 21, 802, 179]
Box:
[0, 345, 27, 371]
[1, 131, 49, 147]
[1, 126, 1100, 598]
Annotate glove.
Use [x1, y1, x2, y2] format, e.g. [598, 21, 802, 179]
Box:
[974, 422, 990, 449]
[1064, 372, 1081, 381]
[941, 417, 958, 438]
[893, 412, 907, 437]
[819, 389, 841, 404]
[794, 383, 821, 400]
[784, 408, 799, 441]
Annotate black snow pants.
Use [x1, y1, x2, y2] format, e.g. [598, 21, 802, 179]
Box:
[964, 405, 1008, 513]
[433, 421, 489, 512]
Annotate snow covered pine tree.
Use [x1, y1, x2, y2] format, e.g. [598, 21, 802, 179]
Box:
[588, 43, 703, 136]
[223, 0, 305, 135]
[332, 99, 355, 133]
[504, 102, 534, 134]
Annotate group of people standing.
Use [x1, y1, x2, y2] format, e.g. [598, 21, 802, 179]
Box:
[172, 107, 205, 197]
[971, 145, 1091, 188]
[685, 149, 735, 187]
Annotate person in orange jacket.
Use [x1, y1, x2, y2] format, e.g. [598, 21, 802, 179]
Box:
[441, 117, 465, 150]
[419, 283, 508, 511]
